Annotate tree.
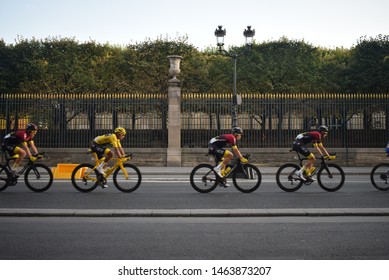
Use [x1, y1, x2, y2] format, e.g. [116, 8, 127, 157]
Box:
[345, 35, 389, 93]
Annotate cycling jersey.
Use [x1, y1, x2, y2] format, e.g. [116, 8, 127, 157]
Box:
[209, 134, 237, 148]
[294, 131, 322, 145]
[2, 131, 34, 156]
[91, 133, 122, 159]
[93, 134, 122, 148]
[292, 131, 323, 157]
[208, 134, 237, 162]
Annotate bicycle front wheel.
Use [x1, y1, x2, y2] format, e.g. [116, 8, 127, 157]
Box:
[232, 163, 262, 193]
[24, 163, 53, 192]
[190, 164, 218, 193]
[0, 165, 10, 192]
[71, 163, 99, 192]
[370, 163, 389, 191]
[276, 163, 304, 192]
[113, 164, 142, 193]
[317, 164, 345, 192]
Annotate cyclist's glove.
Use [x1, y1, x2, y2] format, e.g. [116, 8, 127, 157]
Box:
[325, 155, 336, 160]
[240, 157, 248, 163]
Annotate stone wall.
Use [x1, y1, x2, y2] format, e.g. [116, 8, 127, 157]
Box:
[40, 148, 385, 167]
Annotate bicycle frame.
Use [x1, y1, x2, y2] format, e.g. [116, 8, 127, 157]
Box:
[293, 151, 332, 179]
[89, 152, 131, 181]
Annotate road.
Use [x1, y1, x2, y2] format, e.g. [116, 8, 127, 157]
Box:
[1, 171, 389, 260]
[0, 174, 388, 210]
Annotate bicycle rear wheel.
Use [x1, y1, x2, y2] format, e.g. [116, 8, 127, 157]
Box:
[190, 164, 218, 193]
[317, 164, 345, 192]
[71, 163, 99, 192]
[0, 165, 10, 192]
[276, 163, 304, 192]
[25, 163, 53, 192]
[232, 163, 262, 193]
[113, 164, 142, 193]
[370, 163, 389, 191]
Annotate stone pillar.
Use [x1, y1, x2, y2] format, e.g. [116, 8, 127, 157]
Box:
[166, 55, 183, 166]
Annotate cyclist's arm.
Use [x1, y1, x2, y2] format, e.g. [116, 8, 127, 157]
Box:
[29, 140, 39, 155]
[232, 145, 244, 160]
[115, 146, 125, 157]
[21, 141, 34, 158]
[314, 143, 330, 157]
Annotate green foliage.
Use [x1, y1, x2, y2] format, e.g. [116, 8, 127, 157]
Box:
[0, 34, 388, 94]
[345, 35, 389, 93]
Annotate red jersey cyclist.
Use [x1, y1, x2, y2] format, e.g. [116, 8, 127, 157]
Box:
[208, 127, 248, 178]
[90, 127, 127, 182]
[292, 125, 336, 181]
[2, 123, 40, 174]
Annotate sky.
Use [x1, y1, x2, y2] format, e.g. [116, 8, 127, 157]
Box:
[0, 0, 388, 50]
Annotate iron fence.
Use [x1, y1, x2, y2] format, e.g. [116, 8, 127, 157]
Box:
[182, 93, 389, 148]
[0, 93, 168, 148]
[1, 92, 388, 149]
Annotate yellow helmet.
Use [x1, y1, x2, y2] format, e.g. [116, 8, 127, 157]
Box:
[114, 127, 126, 135]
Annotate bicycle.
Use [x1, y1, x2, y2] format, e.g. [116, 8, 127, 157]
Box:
[70, 150, 142, 193]
[0, 150, 53, 192]
[190, 154, 261, 193]
[276, 151, 345, 192]
[370, 153, 389, 191]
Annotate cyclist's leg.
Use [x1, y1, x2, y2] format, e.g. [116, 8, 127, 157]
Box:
[91, 144, 110, 173]
[293, 142, 314, 179]
[214, 149, 233, 177]
[11, 146, 26, 171]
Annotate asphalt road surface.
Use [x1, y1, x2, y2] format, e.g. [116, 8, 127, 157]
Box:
[1, 174, 388, 260]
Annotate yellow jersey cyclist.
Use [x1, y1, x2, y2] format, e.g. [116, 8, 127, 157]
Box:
[91, 127, 127, 180]
[292, 125, 336, 181]
[2, 123, 40, 175]
[208, 127, 248, 178]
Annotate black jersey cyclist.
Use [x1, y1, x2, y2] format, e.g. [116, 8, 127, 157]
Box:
[2, 123, 40, 174]
[208, 127, 248, 178]
[292, 125, 335, 180]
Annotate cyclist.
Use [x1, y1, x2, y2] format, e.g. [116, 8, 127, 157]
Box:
[386, 141, 389, 155]
[292, 125, 335, 181]
[208, 127, 248, 178]
[1, 123, 40, 174]
[90, 127, 127, 183]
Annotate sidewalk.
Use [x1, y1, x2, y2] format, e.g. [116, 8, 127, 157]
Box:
[1, 208, 388, 217]
[138, 166, 373, 176]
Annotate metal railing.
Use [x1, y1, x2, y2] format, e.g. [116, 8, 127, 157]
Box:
[181, 93, 389, 148]
[0, 93, 168, 148]
[1, 92, 388, 149]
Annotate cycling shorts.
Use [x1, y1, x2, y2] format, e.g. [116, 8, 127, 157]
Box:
[208, 144, 227, 162]
[292, 141, 311, 157]
[90, 142, 109, 159]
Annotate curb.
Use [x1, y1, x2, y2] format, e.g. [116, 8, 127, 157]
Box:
[1, 208, 388, 217]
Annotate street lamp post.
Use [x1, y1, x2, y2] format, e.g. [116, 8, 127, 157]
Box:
[214, 25, 255, 128]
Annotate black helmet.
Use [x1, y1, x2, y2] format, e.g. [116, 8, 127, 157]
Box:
[232, 127, 243, 134]
[318, 125, 329, 133]
[26, 123, 38, 131]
